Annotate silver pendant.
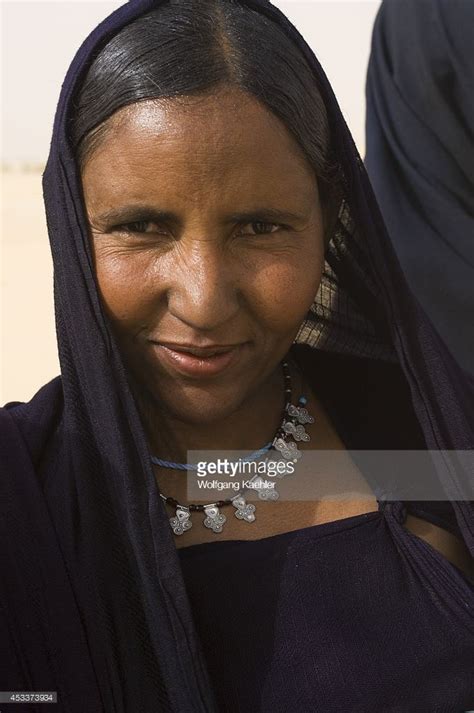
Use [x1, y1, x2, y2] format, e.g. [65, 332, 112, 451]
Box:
[287, 403, 315, 425]
[232, 495, 256, 522]
[203, 504, 227, 533]
[251, 475, 280, 501]
[282, 420, 311, 442]
[272, 437, 302, 462]
[258, 488, 279, 501]
[169, 506, 193, 535]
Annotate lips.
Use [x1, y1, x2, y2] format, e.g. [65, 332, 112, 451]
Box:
[150, 342, 247, 377]
[157, 343, 239, 357]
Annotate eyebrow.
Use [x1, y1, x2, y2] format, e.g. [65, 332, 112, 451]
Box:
[227, 208, 307, 224]
[93, 205, 308, 227]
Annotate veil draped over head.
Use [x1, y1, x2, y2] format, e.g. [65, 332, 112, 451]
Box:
[1, 1, 473, 711]
[365, 0, 474, 375]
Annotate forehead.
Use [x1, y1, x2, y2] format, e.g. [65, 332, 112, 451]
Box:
[81, 87, 318, 208]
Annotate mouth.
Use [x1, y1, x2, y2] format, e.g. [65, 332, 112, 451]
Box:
[149, 342, 248, 377]
[156, 342, 243, 357]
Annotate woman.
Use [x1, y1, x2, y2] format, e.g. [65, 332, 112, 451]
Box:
[365, 0, 474, 375]
[1, 1, 473, 711]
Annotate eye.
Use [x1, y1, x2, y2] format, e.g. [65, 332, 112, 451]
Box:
[238, 222, 283, 237]
[107, 219, 286, 238]
[113, 220, 167, 235]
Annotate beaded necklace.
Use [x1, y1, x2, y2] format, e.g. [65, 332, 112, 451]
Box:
[151, 360, 315, 535]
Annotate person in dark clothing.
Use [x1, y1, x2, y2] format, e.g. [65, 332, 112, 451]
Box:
[366, 0, 474, 376]
[1, 1, 473, 711]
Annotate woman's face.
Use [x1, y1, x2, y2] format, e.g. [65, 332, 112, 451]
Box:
[82, 86, 326, 424]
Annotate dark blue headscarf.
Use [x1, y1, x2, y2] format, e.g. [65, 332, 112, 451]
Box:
[365, 0, 474, 375]
[1, 1, 473, 710]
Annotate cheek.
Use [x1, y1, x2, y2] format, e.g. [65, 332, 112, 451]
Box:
[247, 244, 324, 329]
[92, 237, 324, 338]
[93, 249, 159, 332]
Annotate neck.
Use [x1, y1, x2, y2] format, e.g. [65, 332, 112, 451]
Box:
[137, 358, 303, 464]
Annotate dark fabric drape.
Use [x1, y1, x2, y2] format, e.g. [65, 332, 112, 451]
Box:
[1, 1, 474, 711]
[365, 0, 474, 375]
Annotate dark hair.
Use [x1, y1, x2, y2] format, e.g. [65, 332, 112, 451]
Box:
[71, 0, 343, 241]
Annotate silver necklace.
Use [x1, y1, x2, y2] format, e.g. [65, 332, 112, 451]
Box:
[151, 360, 315, 536]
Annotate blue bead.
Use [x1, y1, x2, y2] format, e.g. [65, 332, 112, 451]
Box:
[298, 396, 307, 405]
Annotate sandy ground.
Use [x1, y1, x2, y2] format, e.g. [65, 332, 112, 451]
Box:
[1, 168, 59, 405]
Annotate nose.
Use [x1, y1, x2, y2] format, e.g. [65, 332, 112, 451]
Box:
[166, 241, 242, 332]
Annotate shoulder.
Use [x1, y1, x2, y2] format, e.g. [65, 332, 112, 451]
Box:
[1, 376, 64, 465]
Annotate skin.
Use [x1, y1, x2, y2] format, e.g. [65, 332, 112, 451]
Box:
[81, 86, 474, 578]
[82, 86, 326, 464]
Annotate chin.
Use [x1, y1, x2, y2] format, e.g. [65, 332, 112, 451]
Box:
[149, 377, 245, 424]
[173, 393, 242, 426]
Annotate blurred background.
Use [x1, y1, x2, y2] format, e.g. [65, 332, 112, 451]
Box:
[1, 0, 382, 404]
